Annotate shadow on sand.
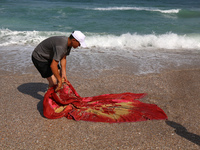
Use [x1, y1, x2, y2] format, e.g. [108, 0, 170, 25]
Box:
[166, 120, 200, 146]
[17, 82, 48, 117]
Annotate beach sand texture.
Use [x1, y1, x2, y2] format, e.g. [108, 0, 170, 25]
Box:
[1, 0, 200, 149]
[1, 65, 200, 149]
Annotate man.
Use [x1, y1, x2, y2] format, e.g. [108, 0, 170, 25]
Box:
[32, 30, 86, 91]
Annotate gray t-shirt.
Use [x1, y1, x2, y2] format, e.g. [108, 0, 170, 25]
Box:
[32, 36, 71, 62]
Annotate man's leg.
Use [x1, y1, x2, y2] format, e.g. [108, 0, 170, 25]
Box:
[46, 75, 57, 88]
[46, 69, 61, 88]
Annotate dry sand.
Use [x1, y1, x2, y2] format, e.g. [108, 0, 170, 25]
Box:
[0, 66, 200, 149]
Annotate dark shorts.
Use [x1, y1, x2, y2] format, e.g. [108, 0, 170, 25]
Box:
[32, 56, 60, 78]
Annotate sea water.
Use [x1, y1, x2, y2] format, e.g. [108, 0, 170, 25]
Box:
[0, 0, 200, 76]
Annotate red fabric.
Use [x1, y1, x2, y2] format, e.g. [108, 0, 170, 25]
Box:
[43, 81, 168, 122]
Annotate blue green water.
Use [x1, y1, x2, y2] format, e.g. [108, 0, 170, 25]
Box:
[1, 0, 200, 34]
[0, 0, 200, 75]
[1, 0, 200, 49]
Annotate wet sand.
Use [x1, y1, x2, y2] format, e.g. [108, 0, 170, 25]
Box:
[1, 65, 200, 149]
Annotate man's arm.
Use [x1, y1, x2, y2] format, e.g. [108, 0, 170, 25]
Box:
[50, 59, 62, 90]
[60, 55, 67, 81]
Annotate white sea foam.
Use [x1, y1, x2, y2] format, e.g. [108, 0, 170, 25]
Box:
[92, 7, 180, 14]
[0, 29, 69, 47]
[86, 32, 200, 51]
[0, 29, 200, 76]
[1, 29, 200, 51]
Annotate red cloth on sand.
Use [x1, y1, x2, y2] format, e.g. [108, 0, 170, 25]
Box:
[43, 81, 168, 122]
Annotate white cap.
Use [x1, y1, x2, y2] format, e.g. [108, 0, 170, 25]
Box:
[72, 31, 87, 47]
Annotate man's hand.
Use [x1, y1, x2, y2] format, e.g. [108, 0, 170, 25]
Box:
[62, 75, 68, 82]
[55, 80, 62, 92]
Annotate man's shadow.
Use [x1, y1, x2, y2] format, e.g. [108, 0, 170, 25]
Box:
[17, 82, 48, 117]
[166, 120, 200, 146]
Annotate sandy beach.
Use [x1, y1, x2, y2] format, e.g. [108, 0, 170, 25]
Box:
[1, 62, 200, 149]
[1, 0, 200, 149]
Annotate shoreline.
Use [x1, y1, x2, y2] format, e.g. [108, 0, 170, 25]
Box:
[1, 46, 200, 77]
[1, 67, 200, 149]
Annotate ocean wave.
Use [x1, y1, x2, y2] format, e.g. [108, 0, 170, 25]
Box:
[178, 9, 200, 18]
[87, 32, 200, 50]
[92, 7, 180, 14]
[0, 29, 200, 50]
[0, 29, 69, 46]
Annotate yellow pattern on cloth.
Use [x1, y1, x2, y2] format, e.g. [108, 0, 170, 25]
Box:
[85, 102, 133, 120]
[55, 106, 67, 113]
